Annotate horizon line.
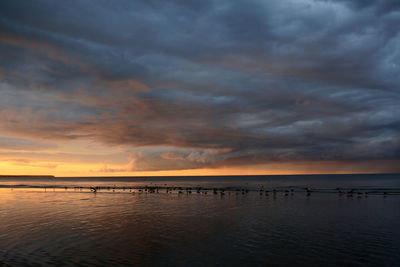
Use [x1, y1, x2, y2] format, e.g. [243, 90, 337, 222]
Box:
[1, 172, 399, 179]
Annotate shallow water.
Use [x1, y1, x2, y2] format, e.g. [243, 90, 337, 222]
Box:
[0, 175, 399, 266]
[1, 174, 399, 191]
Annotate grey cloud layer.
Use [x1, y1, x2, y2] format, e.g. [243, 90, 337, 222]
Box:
[0, 0, 399, 171]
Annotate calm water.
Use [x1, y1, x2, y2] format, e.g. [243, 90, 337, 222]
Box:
[0, 174, 399, 266]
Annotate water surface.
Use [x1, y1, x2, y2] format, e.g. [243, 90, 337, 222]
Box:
[0, 174, 399, 266]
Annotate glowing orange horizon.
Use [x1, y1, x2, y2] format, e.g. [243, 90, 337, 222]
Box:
[1, 139, 398, 177]
[1, 160, 398, 177]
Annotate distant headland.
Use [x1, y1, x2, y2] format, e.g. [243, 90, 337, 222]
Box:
[0, 175, 55, 178]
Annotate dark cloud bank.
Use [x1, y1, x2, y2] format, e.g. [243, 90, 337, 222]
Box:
[0, 0, 399, 172]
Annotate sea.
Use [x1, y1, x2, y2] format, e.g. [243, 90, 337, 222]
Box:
[0, 174, 399, 266]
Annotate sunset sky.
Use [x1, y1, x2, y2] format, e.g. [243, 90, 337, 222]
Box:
[0, 0, 399, 176]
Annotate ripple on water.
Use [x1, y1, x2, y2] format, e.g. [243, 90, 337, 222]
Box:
[0, 190, 399, 266]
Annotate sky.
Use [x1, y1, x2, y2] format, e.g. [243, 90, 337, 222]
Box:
[0, 0, 399, 176]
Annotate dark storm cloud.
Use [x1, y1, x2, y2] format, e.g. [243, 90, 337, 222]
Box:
[0, 0, 399, 171]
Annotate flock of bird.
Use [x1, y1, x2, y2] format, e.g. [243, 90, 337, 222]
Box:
[61, 185, 395, 197]
[7, 184, 396, 197]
